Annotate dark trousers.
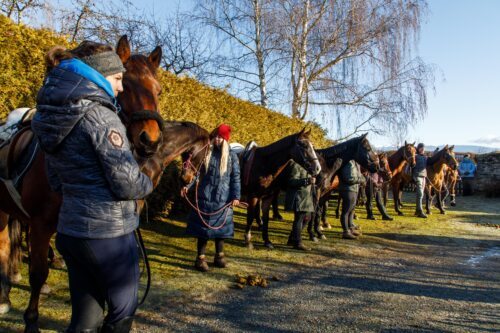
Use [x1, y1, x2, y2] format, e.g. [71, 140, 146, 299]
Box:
[56, 232, 139, 331]
[197, 238, 224, 256]
[290, 211, 312, 244]
[366, 181, 390, 218]
[340, 191, 357, 231]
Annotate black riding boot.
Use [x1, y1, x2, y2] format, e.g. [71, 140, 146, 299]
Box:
[101, 317, 134, 333]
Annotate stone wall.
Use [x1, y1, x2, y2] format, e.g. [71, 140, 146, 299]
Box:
[475, 152, 500, 196]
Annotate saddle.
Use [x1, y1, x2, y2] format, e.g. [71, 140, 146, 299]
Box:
[0, 108, 37, 180]
[241, 141, 258, 187]
[0, 108, 38, 218]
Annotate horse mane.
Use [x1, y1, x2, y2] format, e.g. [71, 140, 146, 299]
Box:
[257, 133, 298, 156]
[388, 145, 406, 170]
[427, 147, 445, 166]
[316, 136, 361, 167]
[163, 121, 208, 137]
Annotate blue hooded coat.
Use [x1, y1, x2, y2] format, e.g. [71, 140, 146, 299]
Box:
[31, 59, 153, 239]
[186, 146, 241, 239]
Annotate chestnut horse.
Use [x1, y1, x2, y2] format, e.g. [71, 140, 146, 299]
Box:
[243, 129, 322, 249]
[382, 142, 417, 216]
[424, 145, 458, 215]
[0, 36, 209, 333]
[442, 165, 459, 207]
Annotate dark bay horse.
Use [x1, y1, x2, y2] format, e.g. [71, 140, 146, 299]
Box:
[307, 134, 379, 240]
[424, 145, 458, 215]
[382, 142, 416, 215]
[242, 129, 322, 249]
[0, 36, 209, 333]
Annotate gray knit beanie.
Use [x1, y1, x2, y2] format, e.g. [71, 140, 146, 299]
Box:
[80, 51, 125, 77]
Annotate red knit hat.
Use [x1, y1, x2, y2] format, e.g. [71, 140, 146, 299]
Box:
[217, 124, 231, 141]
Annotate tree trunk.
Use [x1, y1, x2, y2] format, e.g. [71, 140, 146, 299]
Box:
[253, 0, 268, 108]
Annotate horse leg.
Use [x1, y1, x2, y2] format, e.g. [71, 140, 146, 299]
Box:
[260, 197, 274, 249]
[436, 188, 445, 214]
[48, 244, 65, 269]
[23, 224, 53, 333]
[313, 199, 326, 240]
[255, 199, 262, 230]
[321, 200, 331, 229]
[245, 197, 258, 249]
[425, 188, 431, 215]
[335, 196, 341, 219]
[9, 217, 22, 283]
[393, 182, 403, 216]
[0, 212, 12, 314]
[271, 192, 283, 221]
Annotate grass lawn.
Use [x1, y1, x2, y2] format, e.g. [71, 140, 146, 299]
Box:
[2, 193, 499, 332]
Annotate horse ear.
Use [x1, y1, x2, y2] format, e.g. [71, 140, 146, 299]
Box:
[116, 35, 131, 64]
[412, 141, 416, 146]
[305, 128, 312, 136]
[404, 140, 407, 146]
[148, 46, 163, 69]
[444, 144, 449, 150]
[449, 145, 455, 151]
[361, 133, 368, 139]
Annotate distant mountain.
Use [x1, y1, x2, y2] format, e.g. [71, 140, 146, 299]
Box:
[377, 145, 499, 154]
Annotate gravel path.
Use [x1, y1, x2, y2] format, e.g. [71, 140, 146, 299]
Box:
[134, 197, 500, 333]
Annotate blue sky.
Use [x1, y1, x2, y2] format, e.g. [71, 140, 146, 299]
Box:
[64, 0, 499, 148]
[139, 0, 499, 148]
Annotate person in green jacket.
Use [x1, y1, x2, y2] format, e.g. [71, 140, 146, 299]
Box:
[284, 161, 316, 251]
[338, 160, 365, 239]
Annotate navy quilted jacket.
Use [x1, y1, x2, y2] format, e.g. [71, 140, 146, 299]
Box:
[32, 60, 153, 239]
[186, 147, 241, 239]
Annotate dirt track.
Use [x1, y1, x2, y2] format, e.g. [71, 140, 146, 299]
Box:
[134, 194, 500, 333]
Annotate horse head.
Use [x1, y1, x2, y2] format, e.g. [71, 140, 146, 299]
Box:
[355, 133, 378, 173]
[378, 153, 392, 181]
[116, 35, 164, 158]
[178, 123, 211, 185]
[290, 128, 322, 176]
[443, 145, 458, 170]
[403, 140, 417, 167]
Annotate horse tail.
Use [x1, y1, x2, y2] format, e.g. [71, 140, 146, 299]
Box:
[8, 217, 22, 277]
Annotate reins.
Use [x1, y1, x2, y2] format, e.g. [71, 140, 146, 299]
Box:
[181, 142, 248, 230]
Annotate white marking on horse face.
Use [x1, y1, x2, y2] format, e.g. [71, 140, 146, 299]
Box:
[308, 141, 322, 176]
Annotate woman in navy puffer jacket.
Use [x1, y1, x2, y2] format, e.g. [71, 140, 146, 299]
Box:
[32, 41, 153, 333]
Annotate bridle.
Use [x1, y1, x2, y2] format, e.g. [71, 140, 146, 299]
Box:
[182, 140, 210, 175]
[118, 109, 165, 132]
[295, 138, 319, 176]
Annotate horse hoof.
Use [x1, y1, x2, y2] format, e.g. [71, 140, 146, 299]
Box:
[450, 202, 456, 207]
[320, 234, 327, 240]
[50, 258, 66, 269]
[318, 225, 324, 231]
[397, 212, 404, 216]
[310, 236, 319, 242]
[440, 211, 446, 215]
[11, 272, 22, 283]
[41, 284, 51, 295]
[264, 241, 274, 250]
[0, 303, 10, 314]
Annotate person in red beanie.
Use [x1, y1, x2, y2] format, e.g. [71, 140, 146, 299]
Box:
[183, 124, 241, 272]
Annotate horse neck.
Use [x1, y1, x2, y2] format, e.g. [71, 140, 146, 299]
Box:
[255, 135, 296, 173]
[388, 148, 405, 172]
[317, 140, 355, 169]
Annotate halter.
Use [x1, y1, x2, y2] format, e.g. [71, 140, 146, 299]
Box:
[295, 138, 319, 175]
[182, 141, 210, 174]
[118, 109, 165, 132]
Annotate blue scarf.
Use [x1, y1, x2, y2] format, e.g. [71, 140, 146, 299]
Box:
[58, 58, 115, 98]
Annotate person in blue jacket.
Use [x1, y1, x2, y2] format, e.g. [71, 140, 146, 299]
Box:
[183, 124, 241, 272]
[459, 154, 477, 195]
[32, 42, 153, 333]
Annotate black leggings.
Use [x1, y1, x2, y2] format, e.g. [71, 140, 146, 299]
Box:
[197, 238, 225, 256]
[340, 191, 357, 231]
[56, 232, 139, 331]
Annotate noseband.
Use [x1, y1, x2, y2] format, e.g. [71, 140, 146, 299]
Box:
[119, 109, 165, 132]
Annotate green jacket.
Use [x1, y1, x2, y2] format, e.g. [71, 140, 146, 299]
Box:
[284, 161, 315, 213]
[337, 160, 364, 193]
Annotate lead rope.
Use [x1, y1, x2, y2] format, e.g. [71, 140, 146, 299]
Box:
[136, 199, 151, 306]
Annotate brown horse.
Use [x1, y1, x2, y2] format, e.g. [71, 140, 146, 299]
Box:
[242, 129, 322, 249]
[424, 145, 458, 215]
[442, 165, 459, 207]
[0, 36, 198, 333]
[382, 142, 417, 216]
